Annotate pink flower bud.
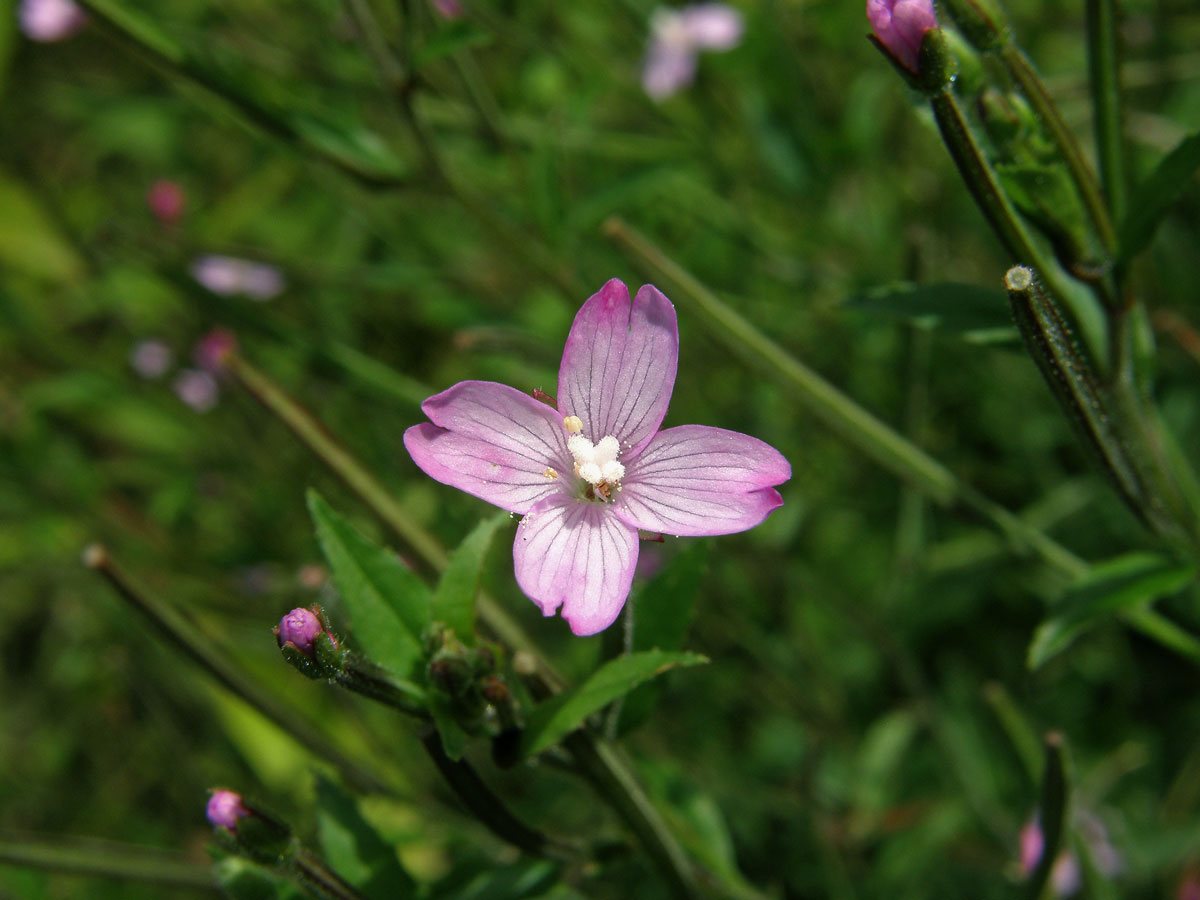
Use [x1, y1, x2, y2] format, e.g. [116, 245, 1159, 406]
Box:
[19, 0, 86, 42]
[275, 607, 325, 656]
[206, 789, 249, 831]
[192, 328, 238, 375]
[866, 0, 938, 75]
[146, 180, 186, 224]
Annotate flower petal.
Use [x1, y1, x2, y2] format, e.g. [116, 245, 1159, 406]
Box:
[615, 425, 790, 536]
[679, 4, 743, 50]
[404, 381, 572, 515]
[514, 494, 639, 636]
[557, 280, 678, 458]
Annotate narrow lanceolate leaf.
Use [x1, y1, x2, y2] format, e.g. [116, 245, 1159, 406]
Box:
[1028, 552, 1198, 668]
[308, 490, 431, 679]
[1118, 130, 1200, 263]
[1004, 266, 1175, 537]
[431, 512, 511, 645]
[847, 282, 1015, 343]
[315, 776, 416, 900]
[520, 651, 708, 757]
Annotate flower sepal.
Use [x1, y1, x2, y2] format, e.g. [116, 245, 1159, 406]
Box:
[867, 25, 955, 94]
[207, 793, 294, 866]
[424, 624, 518, 738]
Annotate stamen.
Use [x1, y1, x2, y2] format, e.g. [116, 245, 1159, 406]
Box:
[563, 415, 583, 434]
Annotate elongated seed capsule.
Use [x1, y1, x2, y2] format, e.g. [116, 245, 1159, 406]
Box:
[1005, 266, 1173, 534]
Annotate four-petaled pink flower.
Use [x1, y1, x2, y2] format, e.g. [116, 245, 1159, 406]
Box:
[866, 0, 937, 75]
[643, 4, 743, 101]
[404, 279, 790, 636]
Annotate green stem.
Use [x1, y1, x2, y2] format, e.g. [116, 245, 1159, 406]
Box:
[0, 836, 217, 891]
[82, 545, 391, 796]
[1086, 0, 1128, 227]
[1024, 733, 1068, 900]
[603, 217, 1086, 578]
[997, 43, 1118, 255]
[292, 848, 371, 900]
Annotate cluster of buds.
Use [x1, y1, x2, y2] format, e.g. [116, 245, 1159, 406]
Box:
[424, 624, 519, 741]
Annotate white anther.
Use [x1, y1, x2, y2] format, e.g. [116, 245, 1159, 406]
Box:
[563, 415, 583, 434]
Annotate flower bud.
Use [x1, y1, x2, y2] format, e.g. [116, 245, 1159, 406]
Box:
[206, 789, 249, 831]
[146, 180, 186, 224]
[192, 328, 238, 375]
[866, 0, 937, 76]
[940, 0, 1009, 51]
[275, 606, 328, 657]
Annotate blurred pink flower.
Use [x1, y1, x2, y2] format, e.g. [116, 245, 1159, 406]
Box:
[146, 180, 186, 224]
[192, 327, 238, 375]
[431, 0, 464, 19]
[19, 0, 86, 42]
[173, 369, 219, 413]
[1019, 813, 1119, 898]
[129, 339, 173, 379]
[404, 278, 789, 635]
[1178, 870, 1200, 900]
[206, 789, 248, 831]
[643, 4, 743, 101]
[866, 0, 937, 75]
[191, 255, 284, 301]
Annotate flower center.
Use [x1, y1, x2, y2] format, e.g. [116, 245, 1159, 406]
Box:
[563, 420, 624, 502]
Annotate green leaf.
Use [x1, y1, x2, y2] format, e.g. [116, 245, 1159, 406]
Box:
[1118, 130, 1200, 263]
[431, 513, 510, 645]
[1028, 553, 1198, 668]
[430, 859, 560, 900]
[315, 775, 416, 900]
[0, 168, 86, 284]
[428, 693, 472, 762]
[416, 21, 492, 66]
[617, 542, 708, 735]
[995, 161, 1088, 254]
[846, 282, 1015, 343]
[520, 650, 708, 757]
[308, 490, 431, 679]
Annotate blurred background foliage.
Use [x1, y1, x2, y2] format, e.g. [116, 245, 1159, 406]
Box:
[2, 0, 1200, 897]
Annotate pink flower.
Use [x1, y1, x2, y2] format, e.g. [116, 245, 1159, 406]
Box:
[431, 0, 464, 19]
[192, 327, 238, 374]
[1019, 813, 1119, 898]
[275, 607, 328, 656]
[191, 255, 284, 301]
[129, 339, 172, 379]
[19, 0, 86, 42]
[643, 4, 743, 101]
[405, 279, 790, 635]
[866, 0, 937, 75]
[146, 180, 186, 224]
[206, 789, 249, 831]
[173, 369, 219, 412]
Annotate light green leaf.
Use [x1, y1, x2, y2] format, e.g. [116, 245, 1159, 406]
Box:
[0, 169, 86, 284]
[316, 775, 416, 900]
[1028, 553, 1198, 668]
[846, 282, 1015, 344]
[431, 513, 510, 645]
[521, 650, 708, 757]
[211, 852, 303, 900]
[1119, 130, 1200, 263]
[308, 490, 431, 679]
[430, 859, 560, 900]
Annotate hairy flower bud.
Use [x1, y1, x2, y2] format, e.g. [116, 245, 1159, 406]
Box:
[275, 607, 326, 657]
[206, 789, 249, 831]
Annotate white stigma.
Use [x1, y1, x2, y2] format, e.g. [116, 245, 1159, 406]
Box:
[567, 433, 625, 487]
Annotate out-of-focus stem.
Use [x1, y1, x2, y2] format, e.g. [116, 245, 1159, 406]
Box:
[1086, 0, 1128, 227]
[0, 836, 217, 892]
[82, 545, 390, 796]
[292, 848, 371, 900]
[1024, 733, 1068, 900]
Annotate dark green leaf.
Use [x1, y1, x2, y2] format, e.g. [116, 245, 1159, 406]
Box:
[211, 852, 303, 900]
[1119, 130, 1200, 263]
[521, 650, 708, 757]
[846, 282, 1015, 343]
[617, 542, 708, 735]
[315, 775, 415, 900]
[430, 859, 560, 900]
[431, 513, 510, 645]
[308, 490, 431, 679]
[0, 169, 86, 284]
[1028, 553, 1198, 668]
